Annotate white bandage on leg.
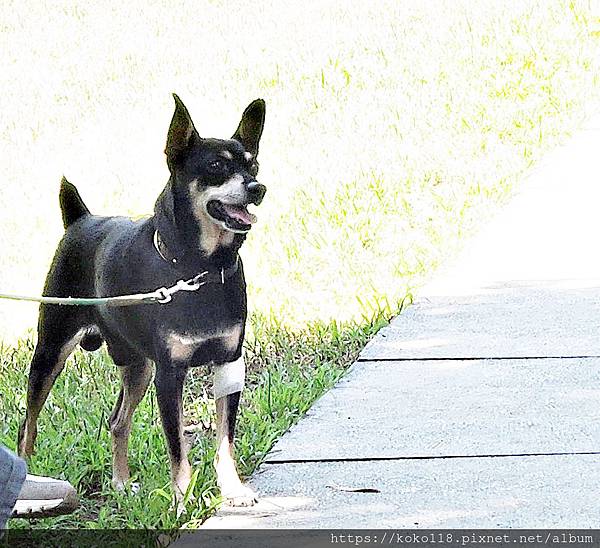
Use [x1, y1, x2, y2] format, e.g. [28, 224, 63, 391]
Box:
[213, 356, 246, 400]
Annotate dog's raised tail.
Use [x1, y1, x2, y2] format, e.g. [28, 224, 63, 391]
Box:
[59, 176, 91, 229]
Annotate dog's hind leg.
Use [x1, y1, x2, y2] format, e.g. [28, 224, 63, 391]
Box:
[18, 305, 86, 457]
[108, 358, 153, 491]
[214, 392, 257, 506]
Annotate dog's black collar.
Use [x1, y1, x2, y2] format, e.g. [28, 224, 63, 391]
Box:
[152, 230, 239, 282]
[153, 229, 179, 265]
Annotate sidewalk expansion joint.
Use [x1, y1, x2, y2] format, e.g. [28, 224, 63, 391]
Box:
[265, 450, 600, 465]
[357, 355, 600, 362]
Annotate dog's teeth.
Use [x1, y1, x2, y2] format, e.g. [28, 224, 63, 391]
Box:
[221, 204, 256, 225]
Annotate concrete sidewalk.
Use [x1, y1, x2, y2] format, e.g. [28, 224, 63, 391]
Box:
[204, 115, 600, 528]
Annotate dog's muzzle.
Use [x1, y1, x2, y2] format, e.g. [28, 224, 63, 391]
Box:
[213, 356, 246, 400]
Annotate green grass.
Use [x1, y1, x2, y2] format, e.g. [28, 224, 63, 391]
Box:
[1, 312, 390, 528]
[1, 0, 600, 529]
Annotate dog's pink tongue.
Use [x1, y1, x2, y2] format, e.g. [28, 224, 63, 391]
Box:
[222, 204, 256, 225]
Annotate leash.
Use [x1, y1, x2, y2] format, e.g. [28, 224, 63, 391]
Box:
[0, 269, 228, 307]
[0, 230, 240, 307]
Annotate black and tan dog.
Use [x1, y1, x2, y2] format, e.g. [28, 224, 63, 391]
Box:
[17, 95, 266, 507]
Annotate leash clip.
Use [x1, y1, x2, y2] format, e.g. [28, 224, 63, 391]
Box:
[155, 287, 173, 304]
[155, 272, 209, 304]
[185, 271, 209, 290]
[220, 268, 225, 284]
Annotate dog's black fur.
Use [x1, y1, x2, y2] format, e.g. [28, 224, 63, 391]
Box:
[17, 95, 266, 506]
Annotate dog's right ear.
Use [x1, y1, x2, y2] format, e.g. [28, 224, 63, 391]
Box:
[165, 94, 200, 169]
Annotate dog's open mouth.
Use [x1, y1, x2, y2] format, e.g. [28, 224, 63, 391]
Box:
[206, 200, 257, 232]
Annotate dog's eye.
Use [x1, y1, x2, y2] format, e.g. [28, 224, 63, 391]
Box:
[208, 159, 226, 172]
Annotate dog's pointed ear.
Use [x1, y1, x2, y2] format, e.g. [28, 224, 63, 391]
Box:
[232, 99, 265, 157]
[165, 94, 200, 168]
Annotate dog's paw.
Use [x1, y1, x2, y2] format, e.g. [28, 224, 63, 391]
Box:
[17, 426, 36, 458]
[170, 493, 195, 518]
[221, 484, 258, 507]
[174, 500, 187, 518]
[17, 444, 35, 459]
[112, 478, 140, 494]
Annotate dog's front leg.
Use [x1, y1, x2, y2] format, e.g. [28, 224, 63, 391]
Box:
[154, 364, 191, 505]
[214, 391, 257, 507]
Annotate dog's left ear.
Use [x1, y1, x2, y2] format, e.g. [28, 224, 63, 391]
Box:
[232, 99, 266, 157]
[165, 94, 201, 169]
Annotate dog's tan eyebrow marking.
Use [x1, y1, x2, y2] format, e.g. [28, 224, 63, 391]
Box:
[244, 152, 253, 161]
[219, 150, 233, 160]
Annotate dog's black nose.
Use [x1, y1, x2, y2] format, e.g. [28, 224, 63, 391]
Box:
[247, 181, 266, 205]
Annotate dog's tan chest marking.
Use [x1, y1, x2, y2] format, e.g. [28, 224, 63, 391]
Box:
[200, 224, 235, 257]
[165, 324, 242, 363]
